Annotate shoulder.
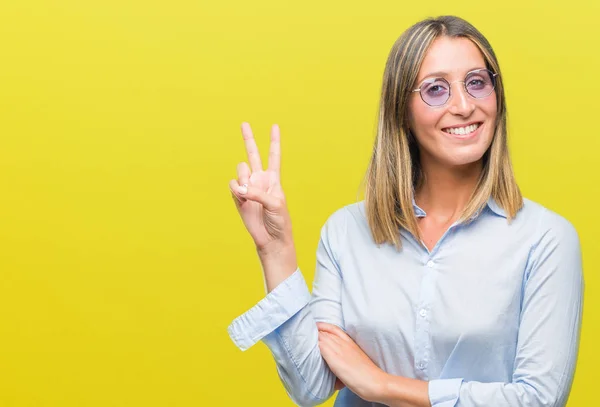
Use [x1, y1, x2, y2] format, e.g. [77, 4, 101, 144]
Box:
[517, 200, 583, 287]
[322, 201, 366, 225]
[518, 197, 580, 252]
[320, 200, 369, 241]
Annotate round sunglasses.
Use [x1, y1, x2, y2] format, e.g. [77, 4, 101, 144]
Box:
[411, 68, 499, 107]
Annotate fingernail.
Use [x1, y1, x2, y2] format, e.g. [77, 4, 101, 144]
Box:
[237, 185, 247, 194]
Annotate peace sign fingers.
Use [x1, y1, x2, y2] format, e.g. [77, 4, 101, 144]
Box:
[231, 121, 292, 251]
[268, 124, 281, 177]
[241, 122, 263, 172]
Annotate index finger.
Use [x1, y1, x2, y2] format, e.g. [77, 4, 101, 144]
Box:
[268, 124, 281, 174]
[241, 122, 263, 172]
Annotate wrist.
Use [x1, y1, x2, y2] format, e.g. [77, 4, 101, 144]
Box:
[256, 242, 298, 293]
[375, 374, 430, 407]
[357, 371, 393, 405]
[372, 372, 396, 405]
[256, 239, 295, 258]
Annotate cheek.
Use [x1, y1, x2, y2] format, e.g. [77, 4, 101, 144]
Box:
[484, 94, 498, 122]
[408, 100, 440, 133]
[483, 99, 498, 141]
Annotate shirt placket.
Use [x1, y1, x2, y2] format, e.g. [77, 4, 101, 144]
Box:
[414, 255, 437, 380]
[413, 221, 461, 380]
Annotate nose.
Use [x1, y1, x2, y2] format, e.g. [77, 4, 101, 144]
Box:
[448, 82, 475, 116]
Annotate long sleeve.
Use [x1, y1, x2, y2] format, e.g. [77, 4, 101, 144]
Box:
[428, 209, 584, 407]
[228, 208, 348, 407]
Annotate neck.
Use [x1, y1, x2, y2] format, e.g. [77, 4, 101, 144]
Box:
[415, 158, 483, 221]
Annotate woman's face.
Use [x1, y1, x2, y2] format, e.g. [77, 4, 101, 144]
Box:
[408, 36, 497, 170]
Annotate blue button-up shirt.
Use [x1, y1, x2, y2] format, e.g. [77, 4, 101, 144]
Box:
[228, 198, 583, 407]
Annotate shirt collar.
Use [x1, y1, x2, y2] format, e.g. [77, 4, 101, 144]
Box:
[485, 197, 507, 218]
[411, 196, 507, 220]
[411, 197, 427, 218]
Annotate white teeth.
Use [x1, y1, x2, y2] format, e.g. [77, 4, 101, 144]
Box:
[444, 123, 480, 135]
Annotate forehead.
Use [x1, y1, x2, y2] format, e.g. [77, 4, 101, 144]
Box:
[417, 36, 486, 81]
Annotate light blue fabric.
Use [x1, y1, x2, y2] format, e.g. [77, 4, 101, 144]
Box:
[228, 198, 584, 407]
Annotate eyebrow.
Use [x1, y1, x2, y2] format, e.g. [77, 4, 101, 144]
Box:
[417, 66, 487, 83]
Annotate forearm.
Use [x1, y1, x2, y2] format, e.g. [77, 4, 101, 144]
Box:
[264, 307, 338, 406]
[257, 242, 298, 293]
[229, 269, 338, 406]
[375, 374, 431, 407]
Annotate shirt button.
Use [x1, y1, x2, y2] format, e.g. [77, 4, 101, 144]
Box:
[419, 309, 427, 318]
[426, 260, 435, 268]
[418, 362, 425, 369]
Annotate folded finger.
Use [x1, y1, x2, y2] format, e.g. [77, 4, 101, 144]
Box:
[318, 332, 338, 350]
[229, 179, 247, 204]
[237, 162, 251, 186]
[317, 323, 351, 342]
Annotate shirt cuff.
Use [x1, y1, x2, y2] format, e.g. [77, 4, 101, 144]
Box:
[227, 268, 310, 351]
[429, 378, 463, 407]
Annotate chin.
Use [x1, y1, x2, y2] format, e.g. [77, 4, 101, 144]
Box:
[444, 149, 488, 167]
[419, 132, 494, 170]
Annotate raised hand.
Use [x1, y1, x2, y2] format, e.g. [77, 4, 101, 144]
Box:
[229, 122, 294, 253]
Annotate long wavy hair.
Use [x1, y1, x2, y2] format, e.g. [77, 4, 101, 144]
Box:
[363, 15, 522, 249]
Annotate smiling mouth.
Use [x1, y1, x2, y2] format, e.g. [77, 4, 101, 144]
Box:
[442, 122, 483, 136]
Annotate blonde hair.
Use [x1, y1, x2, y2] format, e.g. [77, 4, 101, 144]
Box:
[362, 15, 522, 249]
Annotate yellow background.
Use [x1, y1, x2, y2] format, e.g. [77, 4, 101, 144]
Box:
[0, 0, 598, 405]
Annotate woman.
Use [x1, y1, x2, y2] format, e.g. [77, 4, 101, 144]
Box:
[227, 16, 583, 407]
